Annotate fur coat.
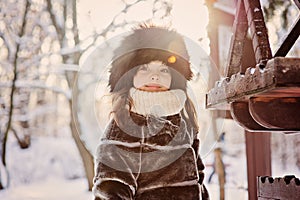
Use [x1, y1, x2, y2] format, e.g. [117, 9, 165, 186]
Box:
[93, 111, 209, 200]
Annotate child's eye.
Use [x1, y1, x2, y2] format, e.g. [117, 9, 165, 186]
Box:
[138, 65, 148, 71]
[160, 68, 170, 73]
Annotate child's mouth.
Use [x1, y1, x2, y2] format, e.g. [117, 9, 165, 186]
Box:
[139, 84, 168, 92]
[145, 84, 162, 89]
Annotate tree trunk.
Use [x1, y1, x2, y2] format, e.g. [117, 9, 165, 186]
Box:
[0, 0, 30, 190]
[214, 148, 225, 200]
[68, 95, 94, 190]
[210, 111, 226, 200]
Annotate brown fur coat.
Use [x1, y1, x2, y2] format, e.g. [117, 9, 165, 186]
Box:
[93, 112, 209, 200]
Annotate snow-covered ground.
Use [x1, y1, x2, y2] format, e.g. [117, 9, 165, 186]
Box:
[0, 136, 93, 200]
[0, 177, 93, 200]
[0, 127, 299, 200]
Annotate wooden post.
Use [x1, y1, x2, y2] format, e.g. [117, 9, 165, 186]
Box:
[245, 131, 271, 200]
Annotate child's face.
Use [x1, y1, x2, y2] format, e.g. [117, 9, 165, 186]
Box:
[133, 61, 171, 92]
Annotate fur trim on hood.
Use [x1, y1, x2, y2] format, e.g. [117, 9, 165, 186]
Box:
[109, 25, 192, 92]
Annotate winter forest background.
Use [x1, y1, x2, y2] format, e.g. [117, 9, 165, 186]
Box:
[0, 0, 300, 199]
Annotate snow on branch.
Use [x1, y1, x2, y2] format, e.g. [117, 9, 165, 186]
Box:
[0, 81, 71, 99]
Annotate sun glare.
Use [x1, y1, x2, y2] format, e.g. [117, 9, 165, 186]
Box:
[77, 0, 209, 52]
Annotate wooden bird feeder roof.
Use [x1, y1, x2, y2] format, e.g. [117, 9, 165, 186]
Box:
[206, 0, 300, 133]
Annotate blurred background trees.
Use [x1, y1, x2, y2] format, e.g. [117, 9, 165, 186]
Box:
[0, 0, 174, 190]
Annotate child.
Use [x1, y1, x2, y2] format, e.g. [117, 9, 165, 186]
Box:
[93, 25, 209, 200]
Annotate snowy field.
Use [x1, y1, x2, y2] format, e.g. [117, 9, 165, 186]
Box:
[0, 177, 93, 200]
[0, 130, 298, 200]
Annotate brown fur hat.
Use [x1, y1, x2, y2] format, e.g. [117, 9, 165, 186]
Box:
[109, 25, 192, 92]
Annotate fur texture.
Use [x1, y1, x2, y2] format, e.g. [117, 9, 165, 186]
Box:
[93, 112, 206, 200]
[109, 26, 193, 92]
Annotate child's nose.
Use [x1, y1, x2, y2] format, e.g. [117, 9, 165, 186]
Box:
[151, 74, 159, 81]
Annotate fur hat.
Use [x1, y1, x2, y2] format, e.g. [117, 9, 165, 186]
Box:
[109, 25, 193, 92]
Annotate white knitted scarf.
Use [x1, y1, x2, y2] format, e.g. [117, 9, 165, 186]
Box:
[129, 88, 186, 117]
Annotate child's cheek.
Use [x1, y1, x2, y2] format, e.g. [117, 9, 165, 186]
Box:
[133, 75, 144, 89]
[161, 78, 171, 89]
